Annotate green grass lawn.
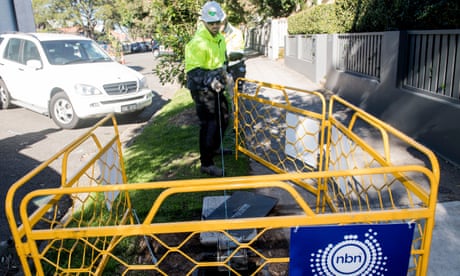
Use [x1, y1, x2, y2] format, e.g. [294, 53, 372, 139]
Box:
[123, 88, 250, 221]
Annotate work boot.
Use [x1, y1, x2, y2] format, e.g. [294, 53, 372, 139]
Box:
[200, 165, 224, 177]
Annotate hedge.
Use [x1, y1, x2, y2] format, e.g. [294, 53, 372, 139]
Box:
[288, 0, 460, 34]
[288, 4, 347, 35]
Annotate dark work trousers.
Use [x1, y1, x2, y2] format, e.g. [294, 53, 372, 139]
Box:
[190, 89, 229, 167]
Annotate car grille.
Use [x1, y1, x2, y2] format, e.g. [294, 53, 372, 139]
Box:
[103, 81, 137, 95]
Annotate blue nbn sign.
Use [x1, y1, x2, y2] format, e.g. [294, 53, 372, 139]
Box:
[289, 223, 415, 276]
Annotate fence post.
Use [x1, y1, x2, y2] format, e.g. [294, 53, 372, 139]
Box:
[397, 31, 408, 89]
[380, 31, 400, 88]
[268, 19, 279, 60]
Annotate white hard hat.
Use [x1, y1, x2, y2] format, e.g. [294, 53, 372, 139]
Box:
[200, 1, 225, 23]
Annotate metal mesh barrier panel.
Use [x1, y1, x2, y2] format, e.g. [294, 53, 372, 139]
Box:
[6, 80, 439, 275]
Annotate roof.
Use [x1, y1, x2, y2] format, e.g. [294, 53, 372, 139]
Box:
[0, 32, 91, 42]
[29, 32, 91, 41]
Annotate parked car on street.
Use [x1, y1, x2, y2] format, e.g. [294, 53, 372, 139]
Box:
[140, 41, 151, 52]
[0, 32, 152, 129]
[130, 42, 148, 53]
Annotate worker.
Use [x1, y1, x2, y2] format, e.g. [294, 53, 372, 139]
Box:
[184, 1, 229, 177]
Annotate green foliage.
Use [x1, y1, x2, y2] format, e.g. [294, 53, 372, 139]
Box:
[347, 0, 404, 32]
[251, 0, 298, 18]
[402, 0, 460, 30]
[288, 4, 347, 34]
[116, 0, 152, 39]
[288, 0, 460, 34]
[334, 0, 358, 32]
[32, 0, 53, 31]
[347, 0, 460, 32]
[49, 0, 113, 38]
[146, 0, 203, 85]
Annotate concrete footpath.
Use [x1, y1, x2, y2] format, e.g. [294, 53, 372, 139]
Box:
[244, 55, 460, 275]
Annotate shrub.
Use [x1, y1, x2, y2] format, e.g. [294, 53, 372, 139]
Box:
[288, 4, 346, 34]
[288, 0, 460, 34]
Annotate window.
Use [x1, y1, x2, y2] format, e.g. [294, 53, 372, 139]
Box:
[23, 40, 41, 63]
[4, 38, 21, 63]
[42, 40, 111, 65]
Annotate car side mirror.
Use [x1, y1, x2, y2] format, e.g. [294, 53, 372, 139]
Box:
[26, 59, 42, 70]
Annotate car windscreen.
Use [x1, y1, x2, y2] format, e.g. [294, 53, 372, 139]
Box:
[42, 40, 113, 65]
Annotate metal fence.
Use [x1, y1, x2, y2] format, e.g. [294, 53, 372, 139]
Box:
[403, 30, 460, 100]
[336, 33, 383, 80]
[246, 22, 271, 55]
[246, 18, 287, 59]
[285, 35, 316, 62]
[285, 35, 297, 58]
[285, 30, 460, 102]
[6, 80, 439, 275]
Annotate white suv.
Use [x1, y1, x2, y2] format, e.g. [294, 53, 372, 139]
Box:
[0, 32, 152, 128]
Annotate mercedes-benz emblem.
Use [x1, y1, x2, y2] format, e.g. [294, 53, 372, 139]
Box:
[118, 83, 129, 93]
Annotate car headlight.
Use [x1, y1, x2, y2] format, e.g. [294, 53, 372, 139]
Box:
[139, 77, 149, 89]
[74, 84, 102, 96]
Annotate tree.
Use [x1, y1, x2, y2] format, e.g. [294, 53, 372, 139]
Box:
[249, 0, 298, 18]
[145, 0, 204, 86]
[222, 0, 253, 24]
[116, 0, 153, 40]
[33, 0, 114, 38]
[32, 0, 53, 31]
[339, 0, 460, 32]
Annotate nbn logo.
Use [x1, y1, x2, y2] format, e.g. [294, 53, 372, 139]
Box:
[330, 243, 369, 275]
[335, 252, 363, 264]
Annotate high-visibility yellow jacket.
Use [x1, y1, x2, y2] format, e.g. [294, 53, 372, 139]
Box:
[185, 25, 226, 73]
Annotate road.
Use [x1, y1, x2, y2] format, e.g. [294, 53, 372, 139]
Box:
[0, 52, 179, 240]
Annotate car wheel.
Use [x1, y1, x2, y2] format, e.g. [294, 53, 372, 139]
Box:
[152, 49, 160, 58]
[0, 79, 12, 109]
[50, 91, 81, 129]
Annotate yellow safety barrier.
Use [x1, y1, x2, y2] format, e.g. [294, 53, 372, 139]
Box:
[6, 79, 439, 276]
